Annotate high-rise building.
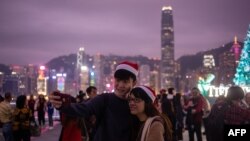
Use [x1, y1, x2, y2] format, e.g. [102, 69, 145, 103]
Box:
[139, 64, 150, 86]
[150, 70, 160, 94]
[231, 36, 242, 65]
[75, 47, 89, 91]
[203, 55, 215, 69]
[218, 51, 235, 85]
[161, 6, 175, 89]
[37, 66, 47, 95]
[26, 64, 38, 94]
[218, 37, 242, 85]
[2, 74, 19, 96]
[93, 54, 104, 94]
[76, 47, 87, 70]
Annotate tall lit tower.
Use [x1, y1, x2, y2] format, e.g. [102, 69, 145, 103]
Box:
[93, 53, 103, 93]
[231, 36, 241, 64]
[37, 66, 47, 95]
[161, 6, 175, 89]
[76, 47, 86, 70]
[75, 47, 89, 91]
[139, 64, 150, 86]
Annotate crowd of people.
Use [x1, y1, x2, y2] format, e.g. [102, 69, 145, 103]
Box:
[49, 61, 250, 141]
[0, 85, 98, 141]
[1, 61, 250, 141]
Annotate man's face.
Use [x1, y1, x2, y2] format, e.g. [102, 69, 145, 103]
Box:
[90, 89, 97, 98]
[192, 89, 200, 98]
[114, 78, 136, 99]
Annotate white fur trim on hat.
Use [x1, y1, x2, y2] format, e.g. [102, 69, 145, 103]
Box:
[138, 86, 156, 102]
[116, 64, 138, 76]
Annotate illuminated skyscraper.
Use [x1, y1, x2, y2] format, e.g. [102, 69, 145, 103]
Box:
[161, 6, 175, 88]
[76, 47, 87, 71]
[76, 47, 89, 91]
[37, 66, 47, 95]
[231, 36, 241, 64]
[139, 64, 150, 86]
[93, 53, 103, 93]
[203, 55, 215, 69]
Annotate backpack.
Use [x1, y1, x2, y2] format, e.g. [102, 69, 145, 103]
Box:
[206, 102, 229, 141]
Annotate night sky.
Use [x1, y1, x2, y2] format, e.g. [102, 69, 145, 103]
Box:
[1, 0, 250, 65]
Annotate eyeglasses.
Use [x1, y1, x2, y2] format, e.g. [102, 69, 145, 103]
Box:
[128, 98, 143, 103]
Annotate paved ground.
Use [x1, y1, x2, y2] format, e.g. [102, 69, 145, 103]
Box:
[1, 123, 207, 141]
[31, 123, 61, 141]
[32, 125, 207, 141]
[0, 121, 61, 141]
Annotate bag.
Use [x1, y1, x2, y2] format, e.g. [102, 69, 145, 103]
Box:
[30, 121, 41, 137]
[206, 102, 228, 141]
[141, 116, 160, 141]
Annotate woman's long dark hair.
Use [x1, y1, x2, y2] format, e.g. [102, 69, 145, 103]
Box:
[130, 87, 173, 141]
[16, 95, 27, 109]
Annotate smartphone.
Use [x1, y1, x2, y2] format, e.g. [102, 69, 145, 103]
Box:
[53, 92, 75, 105]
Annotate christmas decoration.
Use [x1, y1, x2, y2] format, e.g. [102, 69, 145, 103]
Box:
[234, 25, 250, 85]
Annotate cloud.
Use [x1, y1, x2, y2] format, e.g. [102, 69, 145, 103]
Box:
[0, 0, 250, 65]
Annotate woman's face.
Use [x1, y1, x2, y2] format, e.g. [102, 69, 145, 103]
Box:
[128, 94, 145, 115]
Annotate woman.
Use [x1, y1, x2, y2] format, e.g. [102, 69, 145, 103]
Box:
[12, 95, 32, 141]
[128, 86, 172, 141]
[175, 93, 184, 141]
[59, 94, 88, 141]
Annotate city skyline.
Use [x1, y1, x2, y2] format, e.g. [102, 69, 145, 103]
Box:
[1, 0, 250, 65]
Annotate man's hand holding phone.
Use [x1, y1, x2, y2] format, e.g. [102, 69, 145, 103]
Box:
[49, 91, 63, 109]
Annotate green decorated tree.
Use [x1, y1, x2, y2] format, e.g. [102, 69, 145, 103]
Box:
[234, 25, 250, 86]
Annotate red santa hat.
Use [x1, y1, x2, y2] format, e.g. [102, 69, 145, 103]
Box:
[115, 61, 139, 77]
[138, 85, 156, 102]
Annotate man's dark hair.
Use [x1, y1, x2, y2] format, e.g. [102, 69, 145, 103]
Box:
[114, 69, 136, 82]
[168, 87, 175, 94]
[4, 92, 12, 100]
[16, 95, 27, 109]
[86, 86, 97, 94]
[227, 86, 244, 102]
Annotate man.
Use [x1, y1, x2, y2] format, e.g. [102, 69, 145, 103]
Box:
[84, 86, 97, 141]
[206, 86, 250, 141]
[28, 94, 36, 122]
[86, 86, 97, 100]
[224, 86, 250, 125]
[50, 61, 139, 141]
[76, 90, 86, 103]
[185, 87, 204, 141]
[166, 87, 177, 141]
[0, 92, 14, 141]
